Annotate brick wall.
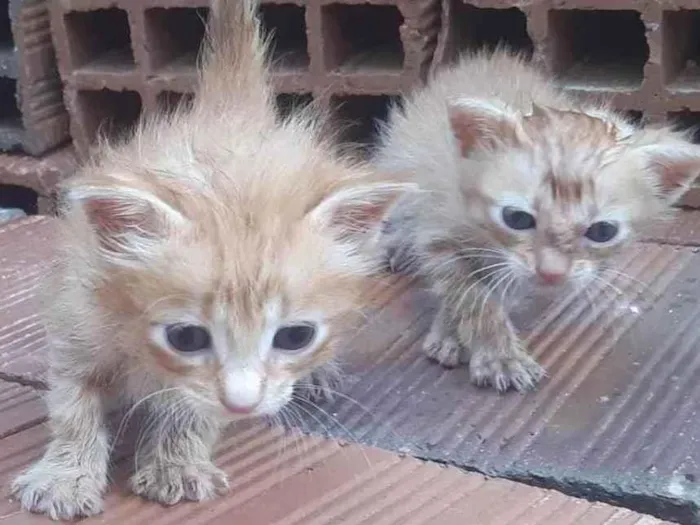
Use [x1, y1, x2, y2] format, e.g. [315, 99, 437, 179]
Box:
[0, 0, 68, 155]
[8, 0, 700, 210]
[50, 0, 440, 158]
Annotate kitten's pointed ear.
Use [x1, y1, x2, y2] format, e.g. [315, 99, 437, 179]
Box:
[641, 142, 700, 204]
[309, 182, 417, 243]
[67, 183, 187, 265]
[447, 98, 520, 155]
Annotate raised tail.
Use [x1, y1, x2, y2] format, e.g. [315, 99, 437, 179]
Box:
[197, 0, 272, 110]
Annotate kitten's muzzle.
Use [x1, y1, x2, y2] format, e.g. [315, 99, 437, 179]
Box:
[220, 367, 263, 415]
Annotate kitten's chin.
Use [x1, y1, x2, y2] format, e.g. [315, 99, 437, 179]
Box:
[527, 276, 572, 297]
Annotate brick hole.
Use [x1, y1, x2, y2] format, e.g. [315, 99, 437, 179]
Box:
[144, 8, 208, 75]
[0, 184, 38, 217]
[64, 9, 134, 73]
[322, 5, 404, 73]
[261, 5, 309, 73]
[0, 78, 20, 124]
[0, 2, 12, 52]
[76, 89, 142, 146]
[549, 10, 648, 91]
[331, 95, 396, 147]
[624, 110, 645, 126]
[275, 92, 313, 120]
[157, 91, 195, 113]
[668, 110, 700, 143]
[663, 11, 700, 90]
[450, 3, 533, 58]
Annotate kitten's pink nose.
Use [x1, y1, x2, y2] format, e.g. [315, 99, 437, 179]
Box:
[537, 270, 566, 285]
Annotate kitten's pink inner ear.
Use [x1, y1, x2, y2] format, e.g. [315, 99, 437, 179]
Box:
[643, 144, 700, 200]
[311, 183, 415, 241]
[69, 185, 186, 263]
[83, 198, 152, 237]
[448, 101, 518, 156]
[655, 159, 700, 194]
[330, 199, 389, 233]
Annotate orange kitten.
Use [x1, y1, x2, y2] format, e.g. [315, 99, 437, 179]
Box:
[11, 0, 412, 519]
[374, 49, 700, 393]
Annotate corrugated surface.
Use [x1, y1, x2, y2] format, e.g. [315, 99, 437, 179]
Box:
[641, 212, 700, 247]
[0, 216, 697, 522]
[0, 381, 44, 439]
[0, 419, 673, 524]
[0, 216, 55, 385]
[291, 243, 700, 523]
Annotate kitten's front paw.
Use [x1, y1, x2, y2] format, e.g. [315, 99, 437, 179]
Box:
[130, 461, 229, 506]
[11, 463, 105, 520]
[386, 245, 416, 275]
[422, 330, 465, 368]
[469, 347, 545, 393]
[303, 366, 342, 403]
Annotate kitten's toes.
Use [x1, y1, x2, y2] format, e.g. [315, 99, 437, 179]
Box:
[11, 463, 105, 520]
[302, 365, 343, 403]
[422, 331, 465, 368]
[469, 349, 545, 393]
[386, 248, 415, 275]
[130, 461, 229, 506]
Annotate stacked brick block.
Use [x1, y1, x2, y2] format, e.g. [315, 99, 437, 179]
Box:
[0, 0, 71, 222]
[432, 0, 700, 205]
[0, 0, 68, 155]
[50, 0, 440, 157]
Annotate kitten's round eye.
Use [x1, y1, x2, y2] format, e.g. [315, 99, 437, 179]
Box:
[273, 324, 316, 351]
[165, 324, 212, 353]
[502, 206, 536, 231]
[585, 221, 619, 243]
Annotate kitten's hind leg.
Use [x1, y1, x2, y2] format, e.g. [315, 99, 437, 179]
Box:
[11, 376, 110, 520]
[130, 398, 228, 506]
[300, 361, 343, 403]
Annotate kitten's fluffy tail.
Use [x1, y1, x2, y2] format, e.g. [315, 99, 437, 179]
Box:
[197, 0, 272, 110]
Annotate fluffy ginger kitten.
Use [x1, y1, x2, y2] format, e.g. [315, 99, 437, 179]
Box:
[374, 49, 700, 393]
[11, 0, 411, 520]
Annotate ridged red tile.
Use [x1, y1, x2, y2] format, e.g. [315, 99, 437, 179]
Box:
[0, 423, 672, 525]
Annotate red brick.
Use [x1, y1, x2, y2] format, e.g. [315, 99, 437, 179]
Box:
[0, 421, 672, 524]
[0, 0, 70, 155]
[50, 0, 440, 157]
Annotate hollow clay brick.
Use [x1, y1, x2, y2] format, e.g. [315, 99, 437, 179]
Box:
[0, 145, 76, 217]
[432, 0, 700, 207]
[50, 0, 440, 158]
[0, 0, 70, 155]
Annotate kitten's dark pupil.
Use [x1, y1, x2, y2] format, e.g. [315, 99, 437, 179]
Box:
[585, 221, 618, 243]
[502, 207, 536, 230]
[166, 324, 211, 353]
[273, 324, 316, 351]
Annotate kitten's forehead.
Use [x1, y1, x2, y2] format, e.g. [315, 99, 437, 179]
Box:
[512, 113, 631, 214]
[210, 293, 282, 345]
